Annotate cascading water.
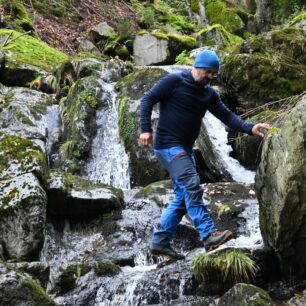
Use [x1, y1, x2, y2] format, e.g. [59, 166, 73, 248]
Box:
[203, 111, 255, 183]
[83, 81, 131, 190]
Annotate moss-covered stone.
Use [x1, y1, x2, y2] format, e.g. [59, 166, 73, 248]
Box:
[204, 0, 245, 34]
[94, 260, 120, 276]
[58, 263, 90, 293]
[115, 68, 168, 186]
[0, 29, 68, 71]
[289, 11, 306, 27]
[11, 0, 35, 32]
[222, 28, 306, 109]
[196, 24, 244, 51]
[188, 0, 200, 13]
[0, 134, 48, 181]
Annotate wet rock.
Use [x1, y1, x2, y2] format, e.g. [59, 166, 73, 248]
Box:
[0, 29, 67, 86]
[116, 67, 168, 186]
[0, 173, 46, 261]
[255, 0, 273, 32]
[46, 170, 123, 219]
[196, 121, 233, 182]
[222, 28, 306, 109]
[0, 134, 48, 181]
[0, 262, 56, 306]
[255, 95, 306, 279]
[133, 33, 168, 66]
[101, 59, 132, 83]
[287, 289, 306, 305]
[0, 85, 55, 140]
[218, 283, 273, 306]
[12, 261, 50, 289]
[73, 57, 103, 79]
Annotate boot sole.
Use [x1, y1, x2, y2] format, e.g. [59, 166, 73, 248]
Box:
[206, 231, 234, 252]
[148, 249, 184, 260]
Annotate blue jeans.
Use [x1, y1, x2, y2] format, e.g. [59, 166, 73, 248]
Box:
[151, 146, 216, 247]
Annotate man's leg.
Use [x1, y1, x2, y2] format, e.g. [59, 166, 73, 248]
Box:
[168, 148, 233, 250]
[151, 148, 187, 248]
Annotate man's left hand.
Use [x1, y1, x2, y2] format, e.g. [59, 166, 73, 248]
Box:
[252, 123, 272, 138]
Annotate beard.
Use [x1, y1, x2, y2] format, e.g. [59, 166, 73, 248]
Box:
[193, 71, 211, 85]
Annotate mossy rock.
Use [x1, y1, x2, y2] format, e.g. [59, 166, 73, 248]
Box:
[59, 76, 101, 172]
[289, 11, 306, 28]
[0, 263, 56, 306]
[196, 24, 244, 52]
[57, 263, 91, 294]
[11, 1, 35, 32]
[94, 260, 120, 277]
[46, 169, 123, 218]
[204, 0, 245, 34]
[0, 29, 68, 86]
[222, 28, 306, 109]
[0, 134, 48, 181]
[232, 110, 278, 170]
[0, 173, 47, 261]
[115, 68, 168, 186]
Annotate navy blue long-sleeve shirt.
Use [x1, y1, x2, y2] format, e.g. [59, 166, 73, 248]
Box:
[140, 71, 254, 151]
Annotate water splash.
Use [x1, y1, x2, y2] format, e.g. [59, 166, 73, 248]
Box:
[83, 82, 130, 189]
[204, 112, 255, 183]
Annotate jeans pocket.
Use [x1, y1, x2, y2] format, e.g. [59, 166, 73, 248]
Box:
[168, 146, 187, 161]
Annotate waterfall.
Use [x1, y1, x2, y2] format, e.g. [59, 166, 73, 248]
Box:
[83, 82, 131, 190]
[204, 111, 255, 183]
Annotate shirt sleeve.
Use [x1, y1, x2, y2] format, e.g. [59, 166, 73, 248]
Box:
[140, 73, 180, 133]
[208, 91, 254, 135]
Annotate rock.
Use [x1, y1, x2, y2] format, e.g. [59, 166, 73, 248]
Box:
[46, 170, 123, 219]
[0, 29, 68, 86]
[231, 110, 278, 170]
[255, 95, 306, 279]
[196, 121, 233, 182]
[12, 262, 50, 289]
[133, 33, 168, 66]
[222, 28, 306, 109]
[0, 173, 47, 260]
[90, 22, 117, 42]
[218, 283, 273, 306]
[255, 0, 273, 32]
[0, 262, 56, 306]
[73, 57, 103, 79]
[287, 289, 306, 306]
[196, 24, 244, 51]
[133, 32, 197, 66]
[0, 134, 48, 181]
[78, 39, 101, 55]
[115, 67, 168, 186]
[0, 86, 55, 141]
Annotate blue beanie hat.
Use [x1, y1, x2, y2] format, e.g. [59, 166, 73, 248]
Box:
[193, 50, 220, 69]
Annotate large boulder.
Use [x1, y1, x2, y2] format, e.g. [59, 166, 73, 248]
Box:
[0, 134, 48, 181]
[115, 67, 168, 187]
[0, 29, 68, 86]
[0, 85, 55, 141]
[133, 32, 197, 66]
[46, 170, 123, 219]
[0, 262, 56, 306]
[221, 28, 306, 110]
[218, 283, 273, 306]
[0, 173, 47, 260]
[255, 95, 306, 279]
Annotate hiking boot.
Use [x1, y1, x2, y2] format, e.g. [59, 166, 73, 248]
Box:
[203, 230, 234, 251]
[149, 243, 185, 260]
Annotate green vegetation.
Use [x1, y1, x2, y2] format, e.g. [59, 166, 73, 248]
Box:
[134, 180, 172, 199]
[289, 11, 306, 26]
[192, 249, 259, 283]
[175, 50, 193, 65]
[0, 29, 68, 71]
[94, 260, 121, 276]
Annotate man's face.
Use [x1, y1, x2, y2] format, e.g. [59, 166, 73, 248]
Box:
[193, 67, 218, 84]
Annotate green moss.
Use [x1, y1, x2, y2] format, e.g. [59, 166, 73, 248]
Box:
[267, 127, 280, 135]
[0, 134, 48, 180]
[160, 13, 195, 32]
[59, 263, 90, 293]
[114, 45, 130, 60]
[79, 90, 98, 109]
[197, 24, 244, 51]
[0, 29, 68, 71]
[151, 32, 169, 41]
[289, 11, 306, 26]
[204, 0, 244, 34]
[21, 278, 57, 306]
[94, 260, 120, 276]
[134, 180, 172, 198]
[175, 50, 193, 65]
[137, 29, 149, 36]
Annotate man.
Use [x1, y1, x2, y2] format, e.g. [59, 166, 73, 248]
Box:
[139, 50, 270, 259]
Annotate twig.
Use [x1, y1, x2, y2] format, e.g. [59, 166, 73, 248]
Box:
[1, 31, 13, 47]
[2, 31, 31, 47]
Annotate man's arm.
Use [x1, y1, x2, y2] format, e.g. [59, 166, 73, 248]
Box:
[140, 73, 180, 146]
[208, 93, 271, 137]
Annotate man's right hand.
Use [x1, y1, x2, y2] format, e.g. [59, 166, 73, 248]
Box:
[139, 132, 153, 147]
